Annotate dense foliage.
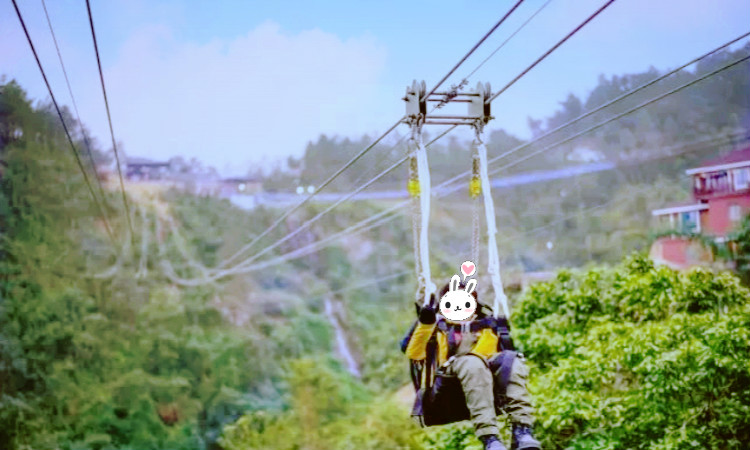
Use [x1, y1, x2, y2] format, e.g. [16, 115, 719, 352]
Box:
[513, 255, 750, 449]
[1, 40, 749, 450]
[220, 255, 750, 449]
[0, 81, 334, 449]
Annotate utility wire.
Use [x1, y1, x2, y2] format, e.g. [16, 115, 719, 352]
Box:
[227, 126, 458, 273]
[217, 54, 750, 278]
[169, 126, 458, 284]
[166, 15, 746, 284]
[41, 0, 110, 209]
[218, 3, 527, 270]
[85, 0, 135, 239]
[484, 54, 750, 179]
[487, 0, 617, 104]
[463, 0, 554, 84]
[215, 118, 404, 270]
[11, 0, 118, 247]
[423, 0, 526, 100]
[245, 42, 750, 275]
[436, 31, 750, 192]
[289, 130, 750, 299]
[195, 35, 749, 282]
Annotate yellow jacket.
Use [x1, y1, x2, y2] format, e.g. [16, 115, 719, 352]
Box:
[405, 320, 499, 366]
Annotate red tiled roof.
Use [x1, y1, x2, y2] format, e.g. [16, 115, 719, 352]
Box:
[696, 146, 750, 167]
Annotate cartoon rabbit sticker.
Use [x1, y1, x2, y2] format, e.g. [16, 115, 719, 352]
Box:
[439, 261, 477, 322]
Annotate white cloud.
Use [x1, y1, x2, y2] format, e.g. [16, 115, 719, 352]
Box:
[85, 21, 388, 175]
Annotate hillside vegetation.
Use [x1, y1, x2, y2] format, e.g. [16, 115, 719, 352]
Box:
[1, 42, 749, 450]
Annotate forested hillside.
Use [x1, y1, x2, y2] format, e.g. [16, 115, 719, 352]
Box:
[1, 40, 749, 450]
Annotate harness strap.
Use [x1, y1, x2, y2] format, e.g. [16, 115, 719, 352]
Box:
[474, 129, 510, 320]
[436, 317, 497, 334]
[411, 121, 437, 306]
[418, 331, 438, 390]
[497, 350, 517, 395]
[495, 315, 515, 351]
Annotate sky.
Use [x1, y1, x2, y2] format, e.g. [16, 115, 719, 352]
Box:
[2, 0, 749, 176]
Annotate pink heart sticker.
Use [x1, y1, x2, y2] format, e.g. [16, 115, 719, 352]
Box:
[461, 261, 476, 278]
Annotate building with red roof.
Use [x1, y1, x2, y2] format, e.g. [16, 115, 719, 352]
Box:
[650, 146, 750, 269]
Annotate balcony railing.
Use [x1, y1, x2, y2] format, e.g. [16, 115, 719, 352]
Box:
[693, 167, 750, 198]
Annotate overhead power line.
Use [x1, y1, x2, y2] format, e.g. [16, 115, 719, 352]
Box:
[462, 0, 554, 85]
[11, 0, 118, 248]
[41, 0, 110, 209]
[227, 125, 458, 273]
[487, 0, 617, 104]
[85, 0, 135, 239]
[217, 4, 526, 271]
[436, 30, 750, 191]
[423, 0, 526, 100]
[215, 118, 404, 270]
[164, 13, 746, 285]
[484, 54, 750, 179]
[213, 53, 750, 278]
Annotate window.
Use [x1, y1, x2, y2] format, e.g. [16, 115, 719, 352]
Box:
[681, 211, 699, 233]
[734, 168, 750, 190]
[729, 204, 742, 222]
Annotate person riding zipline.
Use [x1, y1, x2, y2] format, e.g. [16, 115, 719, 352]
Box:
[401, 273, 541, 450]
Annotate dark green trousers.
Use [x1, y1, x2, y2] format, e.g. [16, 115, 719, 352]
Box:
[444, 353, 535, 438]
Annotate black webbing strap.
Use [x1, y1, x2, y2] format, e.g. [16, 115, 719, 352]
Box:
[495, 315, 514, 351]
[498, 350, 517, 394]
[410, 361, 422, 391]
[424, 333, 438, 390]
[436, 316, 497, 334]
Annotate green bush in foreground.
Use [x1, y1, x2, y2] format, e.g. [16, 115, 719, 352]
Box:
[219, 357, 424, 450]
[513, 255, 750, 449]
[220, 255, 749, 450]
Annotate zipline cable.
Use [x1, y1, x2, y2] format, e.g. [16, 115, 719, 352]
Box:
[174, 130, 748, 285]
[195, 30, 750, 283]
[41, 0, 110, 210]
[313, 128, 746, 299]
[486, 0, 617, 104]
[326, 130, 750, 295]
[230, 125, 457, 273]
[85, 0, 135, 239]
[11, 0, 118, 248]
[230, 32, 747, 275]
[225, 0, 617, 274]
[423, 0, 525, 100]
[218, 1, 527, 271]
[216, 55, 750, 277]
[214, 119, 404, 270]
[164, 25, 748, 284]
[454, 0, 555, 95]
[483, 54, 750, 179]
[435, 31, 750, 193]
[173, 126, 458, 285]
[244, 128, 748, 285]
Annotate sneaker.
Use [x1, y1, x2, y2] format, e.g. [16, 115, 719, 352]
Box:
[512, 425, 541, 450]
[480, 435, 508, 450]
